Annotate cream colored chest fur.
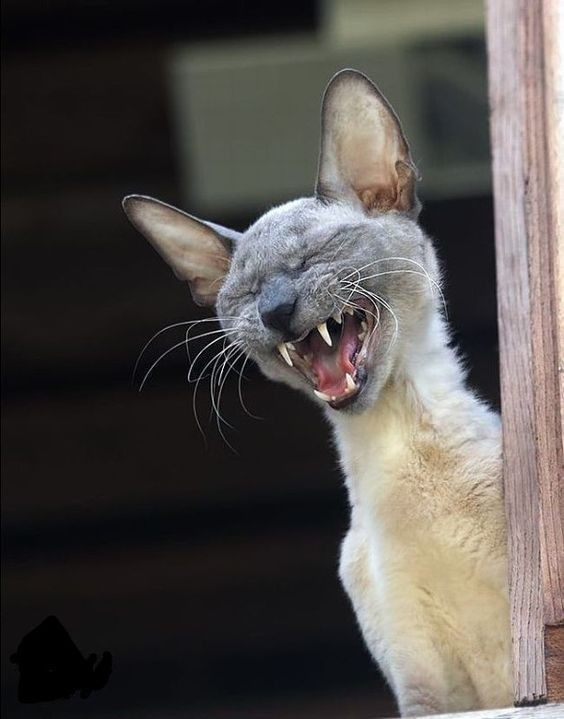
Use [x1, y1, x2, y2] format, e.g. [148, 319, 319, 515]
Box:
[329, 347, 512, 716]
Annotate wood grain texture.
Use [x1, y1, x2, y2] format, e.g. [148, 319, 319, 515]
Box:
[536, 0, 564, 632]
[486, 0, 564, 706]
[540, 0, 564, 696]
[545, 625, 564, 702]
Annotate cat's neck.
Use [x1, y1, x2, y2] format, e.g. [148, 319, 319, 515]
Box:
[328, 313, 499, 503]
[331, 313, 467, 437]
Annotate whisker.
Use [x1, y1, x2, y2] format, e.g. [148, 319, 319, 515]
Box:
[329, 287, 381, 326]
[207, 341, 245, 451]
[336, 279, 399, 353]
[191, 337, 240, 441]
[339, 256, 447, 318]
[210, 340, 241, 427]
[133, 315, 242, 384]
[214, 343, 246, 433]
[343, 283, 399, 354]
[140, 326, 237, 392]
[136, 314, 255, 446]
[186, 330, 240, 384]
[237, 354, 263, 420]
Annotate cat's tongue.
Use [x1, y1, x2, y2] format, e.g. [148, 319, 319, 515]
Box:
[309, 314, 358, 397]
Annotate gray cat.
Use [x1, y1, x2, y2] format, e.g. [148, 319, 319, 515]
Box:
[123, 69, 511, 716]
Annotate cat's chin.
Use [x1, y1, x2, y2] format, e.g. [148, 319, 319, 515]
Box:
[324, 369, 387, 415]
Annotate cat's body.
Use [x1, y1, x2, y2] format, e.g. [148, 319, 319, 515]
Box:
[123, 69, 512, 716]
[333, 315, 511, 715]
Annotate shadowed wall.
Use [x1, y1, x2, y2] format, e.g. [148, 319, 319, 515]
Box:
[2, 2, 497, 717]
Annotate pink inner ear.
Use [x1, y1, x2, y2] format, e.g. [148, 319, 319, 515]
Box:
[123, 195, 233, 307]
[317, 71, 418, 214]
[340, 133, 398, 211]
[338, 117, 412, 213]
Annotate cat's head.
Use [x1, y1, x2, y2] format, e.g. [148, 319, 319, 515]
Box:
[123, 69, 441, 414]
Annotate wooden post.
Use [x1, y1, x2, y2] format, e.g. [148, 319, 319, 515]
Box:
[486, 0, 564, 707]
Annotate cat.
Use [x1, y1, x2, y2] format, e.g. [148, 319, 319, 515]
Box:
[123, 69, 512, 717]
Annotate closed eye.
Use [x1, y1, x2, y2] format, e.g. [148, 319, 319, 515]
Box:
[224, 287, 256, 304]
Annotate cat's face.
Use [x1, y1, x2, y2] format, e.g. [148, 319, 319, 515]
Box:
[216, 198, 438, 412]
[124, 69, 441, 414]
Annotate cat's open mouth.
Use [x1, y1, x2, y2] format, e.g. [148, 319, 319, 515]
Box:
[276, 298, 377, 409]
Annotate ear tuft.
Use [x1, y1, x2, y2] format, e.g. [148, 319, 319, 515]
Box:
[316, 69, 420, 217]
[122, 195, 240, 307]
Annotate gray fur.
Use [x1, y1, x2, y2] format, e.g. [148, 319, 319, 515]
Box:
[217, 198, 438, 413]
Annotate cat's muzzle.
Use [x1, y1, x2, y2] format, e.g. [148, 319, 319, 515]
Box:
[275, 297, 377, 409]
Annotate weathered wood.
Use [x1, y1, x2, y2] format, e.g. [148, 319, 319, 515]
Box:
[537, 0, 564, 635]
[545, 625, 564, 702]
[486, 0, 564, 706]
[541, 0, 564, 706]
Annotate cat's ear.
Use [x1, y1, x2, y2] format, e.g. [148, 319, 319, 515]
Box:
[122, 195, 240, 307]
[315, 69, 420, 217]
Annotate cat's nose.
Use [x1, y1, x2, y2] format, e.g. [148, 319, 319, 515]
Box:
[258, 276, 297, 336]
[260, 299, 296, 335]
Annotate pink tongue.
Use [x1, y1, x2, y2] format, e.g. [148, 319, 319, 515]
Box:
[309, 315, 358, 396]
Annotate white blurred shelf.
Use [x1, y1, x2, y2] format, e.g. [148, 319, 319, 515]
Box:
[168, 2, 489, 217]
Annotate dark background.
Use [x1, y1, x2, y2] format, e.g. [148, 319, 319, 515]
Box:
[2, 2, 498, 717]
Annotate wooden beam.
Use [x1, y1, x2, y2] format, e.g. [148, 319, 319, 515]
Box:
[486, 0, 564, 707]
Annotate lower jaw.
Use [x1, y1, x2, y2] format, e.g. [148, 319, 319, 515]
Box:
[321, 366, 368, 410]
[328, 392, 360, 410]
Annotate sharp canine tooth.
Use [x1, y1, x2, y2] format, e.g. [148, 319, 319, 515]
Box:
[286, 342, 296, 350]
[317, 321, 332, 346]
[346, 373, 357, 391]
[314, 389, 332, 402]
[344, 307, 354, 316]
[361, 320, 368, 331]
[333, 312, 342, 325]
[278, 343, 293, 366]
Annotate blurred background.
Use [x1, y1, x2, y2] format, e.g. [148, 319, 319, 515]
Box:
[1, 1, 499, 717]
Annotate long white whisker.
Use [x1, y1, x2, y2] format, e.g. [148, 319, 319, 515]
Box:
[344, 284, 399, 354]
[340, 256, 421, 281]
[237, 354, 262, 420]
[214, 343, 246, 434]
[182, 326, 241, 383]
[340, 256, 447, 318]
[191, 337, 240, 440]
[133, 316, 242, 383]
[139, 326, 238, 392]
[207, 341, 246, 451]
[186, 330, 240, 383]
[210, 340, 241, 426]
[209, 342, 229, 425]
[330, 286, 381, 326]
[358, 268, 446, 317]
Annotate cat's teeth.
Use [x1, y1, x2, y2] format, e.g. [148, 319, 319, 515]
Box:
[361, 320, 368, 332]
[313, 389, 332, 402]
[332, 312, 342, 325]
[286, 342, 296, 351]
[317, 321, 332, 346]
[345, 373, 357, 392]
[277, 343, 293, 366]
[344, 307, 354, 316]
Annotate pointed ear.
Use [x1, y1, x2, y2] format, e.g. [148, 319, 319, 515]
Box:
[122, 195, 240, 307]
[315, 69, 420, 217]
